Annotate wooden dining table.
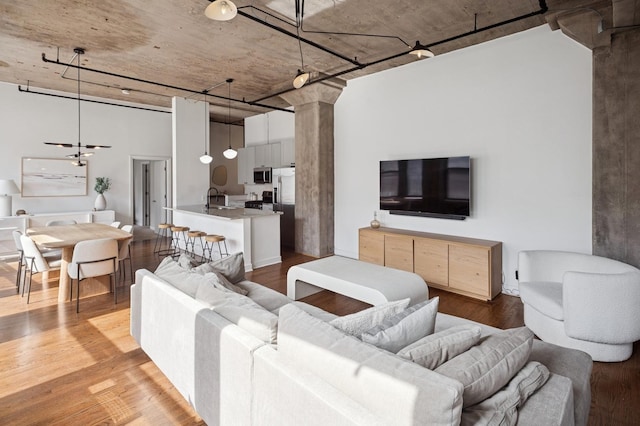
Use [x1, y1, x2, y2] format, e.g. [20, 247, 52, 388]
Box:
[27, 222, 133, 302]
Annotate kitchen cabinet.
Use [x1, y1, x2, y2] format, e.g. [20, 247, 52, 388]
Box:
[237, 147, 255, 184]
[254, 143, 281, 168]
[359, 227, 502, 301]
[280, 139, 295, 167]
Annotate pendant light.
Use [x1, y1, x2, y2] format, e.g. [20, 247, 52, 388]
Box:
[409, 41, 435, 59]
[200, 91, 213, 164]
[205, 0, 237, 21]
[223, 78, 238, 160]
[43, 47, 111, 166]
[292, 0, 310, 89]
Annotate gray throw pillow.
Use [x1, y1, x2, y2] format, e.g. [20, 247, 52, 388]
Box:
[361, 297, 439, 353]
[461, 361, 550, 425]
[194, 251, 245, 283]
[398, 324, 482, 369]
[154, 256, 202, 297]
[435, 326, 534, 408]
[329, 298, 410, 336]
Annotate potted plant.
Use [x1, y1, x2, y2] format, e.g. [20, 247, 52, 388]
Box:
[94, 177, 111, 211]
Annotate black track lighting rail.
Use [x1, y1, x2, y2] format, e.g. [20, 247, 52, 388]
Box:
[251, 0, 548, 103]
[40, 53, 294, 114]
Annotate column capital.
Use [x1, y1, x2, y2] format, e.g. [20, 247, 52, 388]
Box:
[279, 76, 346, 107]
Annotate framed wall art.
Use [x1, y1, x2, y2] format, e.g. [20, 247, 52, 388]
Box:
[21, 157, 88, 197]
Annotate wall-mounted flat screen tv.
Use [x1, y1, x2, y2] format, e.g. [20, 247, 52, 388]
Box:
[380, 156, 471, 219]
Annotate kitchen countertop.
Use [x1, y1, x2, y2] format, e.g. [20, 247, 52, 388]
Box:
[168, 205, 281, 220]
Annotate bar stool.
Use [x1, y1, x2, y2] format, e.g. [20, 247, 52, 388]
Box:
[154, 223, 174, 255]
[186, 230, 207, 262]
[203, 234, 229, 261]
[169, 225, 190, 257]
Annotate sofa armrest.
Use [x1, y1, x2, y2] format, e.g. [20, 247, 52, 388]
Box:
[563, 271, 640, 344]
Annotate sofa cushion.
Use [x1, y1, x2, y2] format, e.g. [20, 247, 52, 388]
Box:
[398, 324, 482, 370]
[518, 281, 564, 320]
[208, 291, 278, 344]
[277, 303, 465, 425]
[194, 252, 245, 284]
[435, 327, 534, 408]
[154, 256, 203, 297]
[360, 297, 439, 353]
[461, 361, 550, 425]
[329, 298, 410, 336]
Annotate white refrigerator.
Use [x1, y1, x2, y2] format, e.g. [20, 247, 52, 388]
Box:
[272, 167, 295, 249]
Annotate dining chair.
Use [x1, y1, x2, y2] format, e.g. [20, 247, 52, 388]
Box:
[12, 230, 25, 293]
[46, 219, 77, 226]
[68, 238, 118, 313]
[110, 221, 121, 228]
[19, 235, 62, 304]
[118, 225, 134, 284]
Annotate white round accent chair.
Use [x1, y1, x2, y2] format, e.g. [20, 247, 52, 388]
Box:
[518, 250, 640, 362]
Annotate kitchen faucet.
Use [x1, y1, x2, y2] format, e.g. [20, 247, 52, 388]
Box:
[205, 187, 219, 209]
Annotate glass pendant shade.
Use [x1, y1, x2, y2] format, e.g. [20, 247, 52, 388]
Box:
[205, 0, 238, 21]
[293, 70, 310, 89]
[200, 154, 213, 164]
[223, 147, 237, 159]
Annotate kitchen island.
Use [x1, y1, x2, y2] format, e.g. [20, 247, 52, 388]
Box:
[166, 205, 282, 271]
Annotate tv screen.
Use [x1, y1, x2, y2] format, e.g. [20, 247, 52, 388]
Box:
[380, 156, 470, 218]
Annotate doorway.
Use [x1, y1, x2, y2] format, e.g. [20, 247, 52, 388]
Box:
[130, 156, 171, 234]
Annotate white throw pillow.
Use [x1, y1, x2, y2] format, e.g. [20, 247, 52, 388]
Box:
[361, 297, 439, 353]
[398, 324, 482, 369]
[329, 298, 410, 336]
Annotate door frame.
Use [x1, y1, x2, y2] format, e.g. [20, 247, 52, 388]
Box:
[129, 155, 172, 231]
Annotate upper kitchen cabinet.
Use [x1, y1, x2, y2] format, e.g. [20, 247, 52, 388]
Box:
[280, 139, 295, 167]
[237, 147, 255, 185]
[255, 143, 281, 168]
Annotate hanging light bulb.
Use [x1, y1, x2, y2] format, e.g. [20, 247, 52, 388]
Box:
[200, 91, 213, 164]
[409, 41, 435, 59]
[205, 0, 237, 21]
[293, 69, 310, 89]
[223, 78, 238, 160]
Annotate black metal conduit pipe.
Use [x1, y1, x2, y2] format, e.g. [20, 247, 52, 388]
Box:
[40, 53, 294, 114]
[17, 85, 246, 125]
[237, 8, 361, 67]
[251, 0, 548, 103]
[17, 85, 171, 113]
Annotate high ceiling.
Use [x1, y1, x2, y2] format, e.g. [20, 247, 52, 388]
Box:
[0, 0, 602, 123]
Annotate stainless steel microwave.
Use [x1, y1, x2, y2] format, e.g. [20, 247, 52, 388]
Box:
[253, 167, 272, 184]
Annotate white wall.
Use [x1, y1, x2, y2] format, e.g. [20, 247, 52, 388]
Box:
[334, 26, 593, 293]
[172, 97, 210, 206]
[0, 82, 172, 224]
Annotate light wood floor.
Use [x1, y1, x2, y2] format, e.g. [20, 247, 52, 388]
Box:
[0, 239, 638, 425]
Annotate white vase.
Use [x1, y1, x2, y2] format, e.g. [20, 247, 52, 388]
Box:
[95, 193, 107, 211]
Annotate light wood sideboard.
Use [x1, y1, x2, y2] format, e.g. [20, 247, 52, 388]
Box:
[358, 227, 502, 301]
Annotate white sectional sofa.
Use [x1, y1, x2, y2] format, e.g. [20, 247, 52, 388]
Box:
[130, 258, 592, 426]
